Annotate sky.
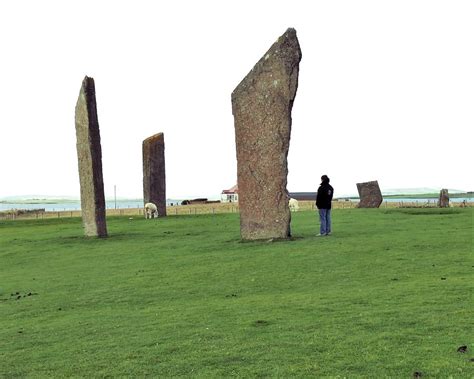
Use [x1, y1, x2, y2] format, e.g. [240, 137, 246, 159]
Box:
[1, 0, 472, 199]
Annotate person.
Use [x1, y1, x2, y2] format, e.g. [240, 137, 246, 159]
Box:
[316, 175, 334, 236]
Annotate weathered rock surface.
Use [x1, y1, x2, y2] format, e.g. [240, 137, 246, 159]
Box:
[232, 28, 301, 240]
[143, 133, 166, 217]
[75, 76, 107, 237]
[356, 180, 383, 208]
[438, 188, 449, 208]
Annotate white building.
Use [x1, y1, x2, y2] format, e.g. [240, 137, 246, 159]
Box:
[221, 184, 238, 203]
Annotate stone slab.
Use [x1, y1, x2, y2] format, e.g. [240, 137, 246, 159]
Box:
[232, 28, 301, 240]
[143, 133, 166, 217]
[75, 76, 107, 237]
[438, 189, 449, 208]
[356, 180, 383, 208]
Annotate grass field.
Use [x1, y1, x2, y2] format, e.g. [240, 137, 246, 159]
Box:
[1, 208, 473, 377]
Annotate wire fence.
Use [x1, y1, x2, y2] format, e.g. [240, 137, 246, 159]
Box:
[0, 199, 471, 221]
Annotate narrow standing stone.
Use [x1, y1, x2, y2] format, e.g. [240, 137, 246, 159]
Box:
[143, 133, 166, 217]
[75, 76, 107, 237]
[438, 189, 449, 208]
[232, 28, 302, 240]
[356, 180, 383, 208]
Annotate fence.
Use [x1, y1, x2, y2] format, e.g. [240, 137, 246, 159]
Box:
[0, 202, 240, 220]
[0, 200, 471, 221]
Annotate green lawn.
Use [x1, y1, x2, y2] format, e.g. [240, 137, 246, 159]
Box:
[1, 208, 472, 377]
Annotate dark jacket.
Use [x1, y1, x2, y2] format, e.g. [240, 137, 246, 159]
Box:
[316, 180, 334, 209]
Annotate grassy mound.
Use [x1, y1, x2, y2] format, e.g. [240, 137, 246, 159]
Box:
[1, 209, 472, 377]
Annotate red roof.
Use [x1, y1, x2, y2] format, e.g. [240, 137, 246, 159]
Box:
[222, 184, 238, 194]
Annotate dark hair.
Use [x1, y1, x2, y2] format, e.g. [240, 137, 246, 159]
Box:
[321, 175, 330, 183]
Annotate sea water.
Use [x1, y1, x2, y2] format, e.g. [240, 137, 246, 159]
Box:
[1, 197, 472, 212]
[0, 199, 183, 212]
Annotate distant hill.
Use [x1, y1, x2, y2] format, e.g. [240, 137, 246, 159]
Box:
[0, 195, 78, 201]
[382, 188, 467, 196]
[0, 195, 141, 204]
[0, 195, 79, 204]
[336, 188, 471, 200]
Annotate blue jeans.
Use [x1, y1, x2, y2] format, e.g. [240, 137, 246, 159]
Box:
[318, 208, 332, 235]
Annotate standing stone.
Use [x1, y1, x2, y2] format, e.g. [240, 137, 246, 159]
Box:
[438, 189, 449, 208]
[75, 76, 107, 237]
[232, 28, 301, 240]
[356, 180, 383, 208]
[143, 133, 166, 217]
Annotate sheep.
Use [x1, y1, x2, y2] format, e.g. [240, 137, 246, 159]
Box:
[144, 202, 159, 219]
[289, 198, 299, 212]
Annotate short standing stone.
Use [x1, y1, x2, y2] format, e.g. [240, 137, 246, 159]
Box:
[356, 180, 383, 208]
[232, 28, 302, 240]
[438, 189, 449, 208]
[75, 76, 108, 237]
[143, 133, 166, 217]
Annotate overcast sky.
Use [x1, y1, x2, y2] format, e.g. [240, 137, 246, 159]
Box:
[1, 0, 472, 199]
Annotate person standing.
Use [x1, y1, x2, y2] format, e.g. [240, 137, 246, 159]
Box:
[316, 175, 334, 236]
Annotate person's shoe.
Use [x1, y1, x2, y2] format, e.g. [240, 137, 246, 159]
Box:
[326, 232, 331, 236]
[316, 233, 324, 237]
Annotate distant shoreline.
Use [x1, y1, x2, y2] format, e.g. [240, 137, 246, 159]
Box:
[2, 191, 472, 204]
[1, 192, 472, 205]
[0, 198, 144, 205]
[0, 199, 79, 205]
[384, 192, 472, 199]
[340, 192, 473, 200]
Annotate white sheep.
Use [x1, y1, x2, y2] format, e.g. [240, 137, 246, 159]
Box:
[289, 198, 299, 212]
[144, 202, 158, 219]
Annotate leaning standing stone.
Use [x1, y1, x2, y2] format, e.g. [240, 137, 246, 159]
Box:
[142, 133, 166, 217]
[356, 180, 383, 208]
[232, 28, 302, 240]
[75, 76, 108, 237]
[438, 189, 449, 208]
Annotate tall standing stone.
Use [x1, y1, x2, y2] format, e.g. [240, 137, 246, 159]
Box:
[75, 76, 107, 237]
[232, 28, 301, 240]
[438, 188, 449, 208]
[143, 133, 166, 217]
[356, 180, 383, 208]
